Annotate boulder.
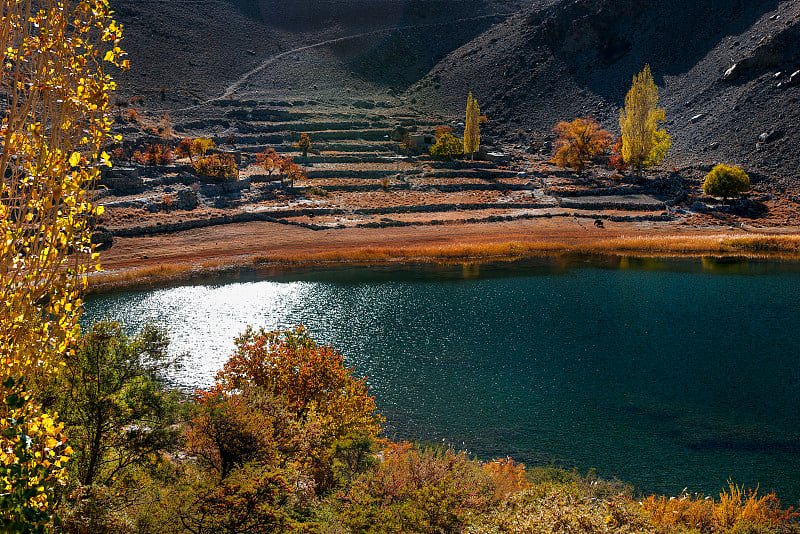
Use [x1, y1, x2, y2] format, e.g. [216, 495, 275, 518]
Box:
[758, 130, 783, 143]
[723, 63, 739, 81]
[787, 70, 800, 87]
[390, 124, 408, 142]
[177, 189, 199, 210]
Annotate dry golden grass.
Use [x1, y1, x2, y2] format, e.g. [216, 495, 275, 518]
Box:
[258, 241, 565, 265]
[89, 234, 800, 292]
[642, 483, 800, 532]
[88, 263, 194, 293]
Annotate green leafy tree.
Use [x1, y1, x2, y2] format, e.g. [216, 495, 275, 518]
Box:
[50, 321, 182, 488]
[0, 0, 126, 528]
[464, 92, 481, 160]
[702, 164, 750, 201]
[619, 64, 671, 177]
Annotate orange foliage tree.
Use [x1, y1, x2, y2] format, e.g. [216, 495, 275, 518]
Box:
[183, 326, 384, 506]
[552, 118, 612, 174]
[216, 326, 383, 444]
[255, 148, 281, 177]
[187, 385, 312, 480]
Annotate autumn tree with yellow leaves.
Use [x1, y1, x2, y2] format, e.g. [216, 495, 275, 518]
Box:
[0, 0, 126, 528]
[464, 92, 481, 160]
[619, 64, 671, 177]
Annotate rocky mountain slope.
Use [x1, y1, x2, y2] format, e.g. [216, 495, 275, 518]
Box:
[409, 0, 800, 186]
[112, 0, 800, 188]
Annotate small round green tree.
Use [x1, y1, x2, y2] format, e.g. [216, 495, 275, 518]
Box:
[702, 164, 750, 201]
[430, 132, 464, 160]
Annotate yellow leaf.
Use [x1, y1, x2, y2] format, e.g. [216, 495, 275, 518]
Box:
[69, 152, 81, 167]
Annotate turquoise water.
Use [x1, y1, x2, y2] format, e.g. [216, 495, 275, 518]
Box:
[83, 257, 800, 502]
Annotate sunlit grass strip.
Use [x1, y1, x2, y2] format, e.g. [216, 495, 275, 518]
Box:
[89, 264, 194, 292]
[585, 234, 800, 255]
[88, 234, 800, 292]
[257, 241, 567, 265]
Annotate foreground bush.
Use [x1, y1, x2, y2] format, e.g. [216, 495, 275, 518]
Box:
[703, 164, 750, 201]
[642, 483, 799, 533]
[338, 441, 498, 533]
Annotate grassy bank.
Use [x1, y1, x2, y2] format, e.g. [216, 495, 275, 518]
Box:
[89, 234, 800, 292]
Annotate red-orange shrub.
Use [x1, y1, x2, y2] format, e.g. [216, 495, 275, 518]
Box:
[608, 136, 629, 171]
[134, 144, 174, 165]
[483, 457, 530, 501]
[552, 118, 612, 173]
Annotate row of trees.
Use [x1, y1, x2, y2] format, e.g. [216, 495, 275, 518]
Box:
[552, 65, 750, 199]
[255, 148, 307, 188]
[552, 65, 671, 176]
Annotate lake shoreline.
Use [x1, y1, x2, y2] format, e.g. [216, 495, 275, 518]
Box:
[91, 218, 800, 293]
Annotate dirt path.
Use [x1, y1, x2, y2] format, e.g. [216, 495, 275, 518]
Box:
[164, 12, 512, 113]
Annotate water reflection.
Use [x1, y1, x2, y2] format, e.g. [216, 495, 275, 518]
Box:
[83, 256, 800, 501]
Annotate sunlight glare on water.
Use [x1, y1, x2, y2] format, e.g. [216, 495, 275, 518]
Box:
[89, 281, 314, 385]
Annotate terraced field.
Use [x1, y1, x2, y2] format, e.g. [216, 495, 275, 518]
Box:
[99, 99, 672, 239]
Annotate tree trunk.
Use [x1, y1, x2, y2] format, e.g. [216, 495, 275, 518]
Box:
[83, 415, 104, 486]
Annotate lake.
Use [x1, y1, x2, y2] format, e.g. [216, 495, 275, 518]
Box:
[83, 256, 800, 502]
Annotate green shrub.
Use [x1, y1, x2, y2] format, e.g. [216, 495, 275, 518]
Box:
[192, 154, 238, 182]
[430, 132, 464, 160]
[702, 164, 750, 200]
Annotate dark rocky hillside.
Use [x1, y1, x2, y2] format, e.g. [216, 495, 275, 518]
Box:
[409, 0, 800, 186]
[111, 0, 799, 187]
[110, 0, 531, 106]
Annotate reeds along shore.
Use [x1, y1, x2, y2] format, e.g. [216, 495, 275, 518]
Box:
[87, 234, 800, 293]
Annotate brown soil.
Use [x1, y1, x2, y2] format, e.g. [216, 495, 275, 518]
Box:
[97, 214, 800, 274]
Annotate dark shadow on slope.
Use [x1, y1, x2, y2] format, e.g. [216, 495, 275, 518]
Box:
[222, 0, 264, 21]
[246, 0, 405, 31]
[527, 0, 783, 104]
[342, 16, 506, 91]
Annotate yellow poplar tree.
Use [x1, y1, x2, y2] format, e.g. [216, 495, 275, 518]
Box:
[619, 64, 671, 177]
[463, 92, 481, 160]
[0, 0, 126, 527]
